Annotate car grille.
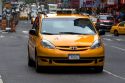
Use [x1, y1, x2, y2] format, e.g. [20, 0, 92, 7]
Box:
[56, 46, 90, 51]
[53, 59, 94, 64]
[39, 56, 104, 64]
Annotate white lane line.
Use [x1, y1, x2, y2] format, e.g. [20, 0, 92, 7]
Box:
[104, 70, 125, 80]
[111, 46, 125, 51]
[0, 75, 3, 83]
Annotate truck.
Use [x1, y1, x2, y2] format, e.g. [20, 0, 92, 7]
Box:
[0, 0, 2, 20]
[48, 4, 57, 14]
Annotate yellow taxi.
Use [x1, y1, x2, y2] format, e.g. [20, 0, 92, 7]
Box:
[28, 13, 105, 73]
[110, 21, 125, 36]
[19, 11, 28, 20]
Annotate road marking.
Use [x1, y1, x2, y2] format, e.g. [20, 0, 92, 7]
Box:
[105, 34, 113, 37]
[6, 27, 11, 31]
[116, 39, 123, 41]
[25, 22, 28, 23]
[0, 75, 3, 83]
[0, 35, 5, 38]
[104, 70, 125, 80]
[111, 46, 125, 51]
[103, 38, 112, 41]
[25, 35, 29, 38]
[22, 31, 29, 34]
[1, 32, 8, 34]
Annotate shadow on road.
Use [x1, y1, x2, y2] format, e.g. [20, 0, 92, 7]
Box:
[31, 67, 104, 74]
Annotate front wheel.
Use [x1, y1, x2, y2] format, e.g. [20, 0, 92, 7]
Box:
[28, 46, 34, 67]
[94, 66, 103, 73]
[35, 56, 41, 73]
[28, 55, 34, 67]
[114, 30, 119, 36]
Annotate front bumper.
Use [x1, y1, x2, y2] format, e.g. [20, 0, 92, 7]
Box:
[37, 56, 104, 66]
[36, 46, 105, 67]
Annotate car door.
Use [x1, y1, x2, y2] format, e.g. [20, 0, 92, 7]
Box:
[29, 17, 40, 60]
[118, 22, 125, 34]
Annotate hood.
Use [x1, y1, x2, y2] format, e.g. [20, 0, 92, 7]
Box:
[42, 35, 98, 46]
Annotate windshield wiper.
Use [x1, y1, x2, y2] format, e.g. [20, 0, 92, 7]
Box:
[42, 32, 55, 35]
[59, 32, 85, 35]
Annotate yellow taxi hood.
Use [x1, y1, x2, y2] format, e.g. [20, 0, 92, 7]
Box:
[42, 35, 99, 46]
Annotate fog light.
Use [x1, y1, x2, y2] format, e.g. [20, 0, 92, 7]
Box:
[99, 59, 104, 62]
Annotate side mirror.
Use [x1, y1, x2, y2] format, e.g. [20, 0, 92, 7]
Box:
[29, 29, 37, 36]
[99, 29, 105, 35]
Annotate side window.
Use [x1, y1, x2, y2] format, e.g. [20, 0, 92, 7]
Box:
[32, 17, 39, 29]
[119, 22, 125, 27]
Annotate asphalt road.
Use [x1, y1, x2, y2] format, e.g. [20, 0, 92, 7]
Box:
[0, 21, 125, 83]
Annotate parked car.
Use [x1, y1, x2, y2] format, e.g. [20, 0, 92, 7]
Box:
[96, 14, 115, 31]
[110, 21, 125, 36]
[19, 11, 28, 20]
[28, 13, 105, 73]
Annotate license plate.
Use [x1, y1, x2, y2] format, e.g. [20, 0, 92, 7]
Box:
[68, 54, 80, 60]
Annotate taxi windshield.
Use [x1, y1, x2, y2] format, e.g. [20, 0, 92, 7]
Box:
[41, 18, 96, 35]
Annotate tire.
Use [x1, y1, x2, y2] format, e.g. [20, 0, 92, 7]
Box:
[28, 46, 34, 67]
[114, 30, 119, 36]
[94, 66, 103, 73]
[35, 51, 41, 73]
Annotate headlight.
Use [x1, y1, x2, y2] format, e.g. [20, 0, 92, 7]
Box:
[91, 39, 101, 49]
[41, 40, 55, 49]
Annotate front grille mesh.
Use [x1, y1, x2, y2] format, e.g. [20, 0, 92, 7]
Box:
[102, 22, 113, 25]
[53, 59, 94, 64]
[56, 46, 90, 51]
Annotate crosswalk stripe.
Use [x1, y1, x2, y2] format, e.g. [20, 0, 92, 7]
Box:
[105, 34, 113, 37]
[115, 39, 123, 41]
[103, 38, 112, 41]
[22, 31, 29, 34]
